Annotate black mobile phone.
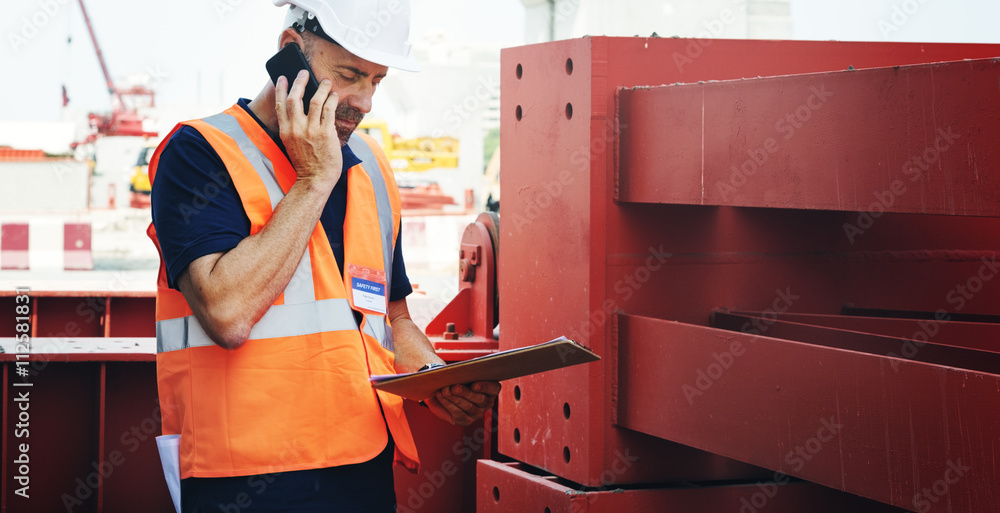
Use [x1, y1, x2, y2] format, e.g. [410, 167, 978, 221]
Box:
[265, 43, 321, 115]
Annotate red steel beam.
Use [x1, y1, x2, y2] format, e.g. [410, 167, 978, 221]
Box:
[477, 460, 909, 513]
[728, 310, 1000, 353]
[841, 305, 1000, 323]
[616, 58, 1000, 212]
[712, 311, 1000, 373]
[616, 313, 1000, 513]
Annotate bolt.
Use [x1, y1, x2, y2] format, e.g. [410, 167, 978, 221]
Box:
[459, 259, 476, 282]
[444, 322, 458, 340]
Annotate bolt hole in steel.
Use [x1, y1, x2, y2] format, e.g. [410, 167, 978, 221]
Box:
[492, 486, 500, 502]
[565, 103, 573, 119]
[563, 446, 571, 463]
[516, 105, 523, 120]
[514, 428, 520, 443]
[563, 402, 571, 419]
[545, 508, 552, 513]
[514, 385, 521, 400]
[516, 63, 523, 79]
[565, 57, 573, 75]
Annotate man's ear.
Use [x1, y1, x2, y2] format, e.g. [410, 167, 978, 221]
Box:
[277, 27, 304, 51]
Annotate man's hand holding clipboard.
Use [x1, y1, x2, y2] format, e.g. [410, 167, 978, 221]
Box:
[371, 336, 600, 405]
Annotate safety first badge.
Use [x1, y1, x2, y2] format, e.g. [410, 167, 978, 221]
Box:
[346, 263, 387, 315]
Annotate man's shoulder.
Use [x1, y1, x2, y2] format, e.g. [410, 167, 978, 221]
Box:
[154, 123, 228, 179]
[161, 124, 212, 156]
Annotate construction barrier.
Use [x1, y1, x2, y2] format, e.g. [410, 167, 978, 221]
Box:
[0, 221, 93, 271]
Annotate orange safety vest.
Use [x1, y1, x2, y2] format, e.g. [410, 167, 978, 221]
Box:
[147, 104, 418, 479]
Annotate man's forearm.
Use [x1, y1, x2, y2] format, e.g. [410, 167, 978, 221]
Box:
[388, 299, 443, 373]
[179, 177, 334, 349]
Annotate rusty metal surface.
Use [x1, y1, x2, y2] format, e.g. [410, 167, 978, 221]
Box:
[616, 313, 1000, 512]
[477, 460, 910, 513]
[616, 58, 1000, 212]
[500, 36, 1000, 490]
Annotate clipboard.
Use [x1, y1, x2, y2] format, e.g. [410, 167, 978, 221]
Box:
[370, 336, 600, 400]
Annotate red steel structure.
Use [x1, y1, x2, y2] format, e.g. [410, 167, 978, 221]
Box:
[487, 37, 1000, 512]
[4, 37, 1000, 513]
[0, 290, 493, 512]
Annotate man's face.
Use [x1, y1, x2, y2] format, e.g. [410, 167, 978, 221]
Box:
[302, 35, 389, 145]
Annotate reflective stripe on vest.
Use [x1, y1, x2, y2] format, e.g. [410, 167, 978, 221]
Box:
[157, 298, 359, 352]
[347, 135, 395, 291]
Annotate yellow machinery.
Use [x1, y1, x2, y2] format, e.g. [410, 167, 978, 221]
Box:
[129, 142, 156, 207]
[357, 119, 458, 172]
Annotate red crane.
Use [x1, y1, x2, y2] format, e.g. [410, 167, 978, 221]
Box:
[72, 0, 157, 146]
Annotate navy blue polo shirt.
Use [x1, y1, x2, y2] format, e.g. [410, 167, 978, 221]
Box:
[151, 98, 412, 302]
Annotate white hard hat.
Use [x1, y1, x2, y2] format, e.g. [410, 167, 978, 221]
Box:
[275, 0, 420, 72]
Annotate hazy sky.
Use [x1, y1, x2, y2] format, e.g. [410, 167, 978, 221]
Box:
[790, 0, 1000, 43]
[1, 0, 526, 123]
[1, 0, 997, 124]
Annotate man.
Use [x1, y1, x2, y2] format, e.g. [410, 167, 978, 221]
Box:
[148, 1, 500, 511]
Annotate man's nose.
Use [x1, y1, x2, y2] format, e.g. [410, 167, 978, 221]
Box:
[346, 86, 375, 114]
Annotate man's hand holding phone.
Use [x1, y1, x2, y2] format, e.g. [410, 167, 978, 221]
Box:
[274, 70, 344, 190]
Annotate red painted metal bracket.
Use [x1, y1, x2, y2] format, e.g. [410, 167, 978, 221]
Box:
[425, 213, 499, 360]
